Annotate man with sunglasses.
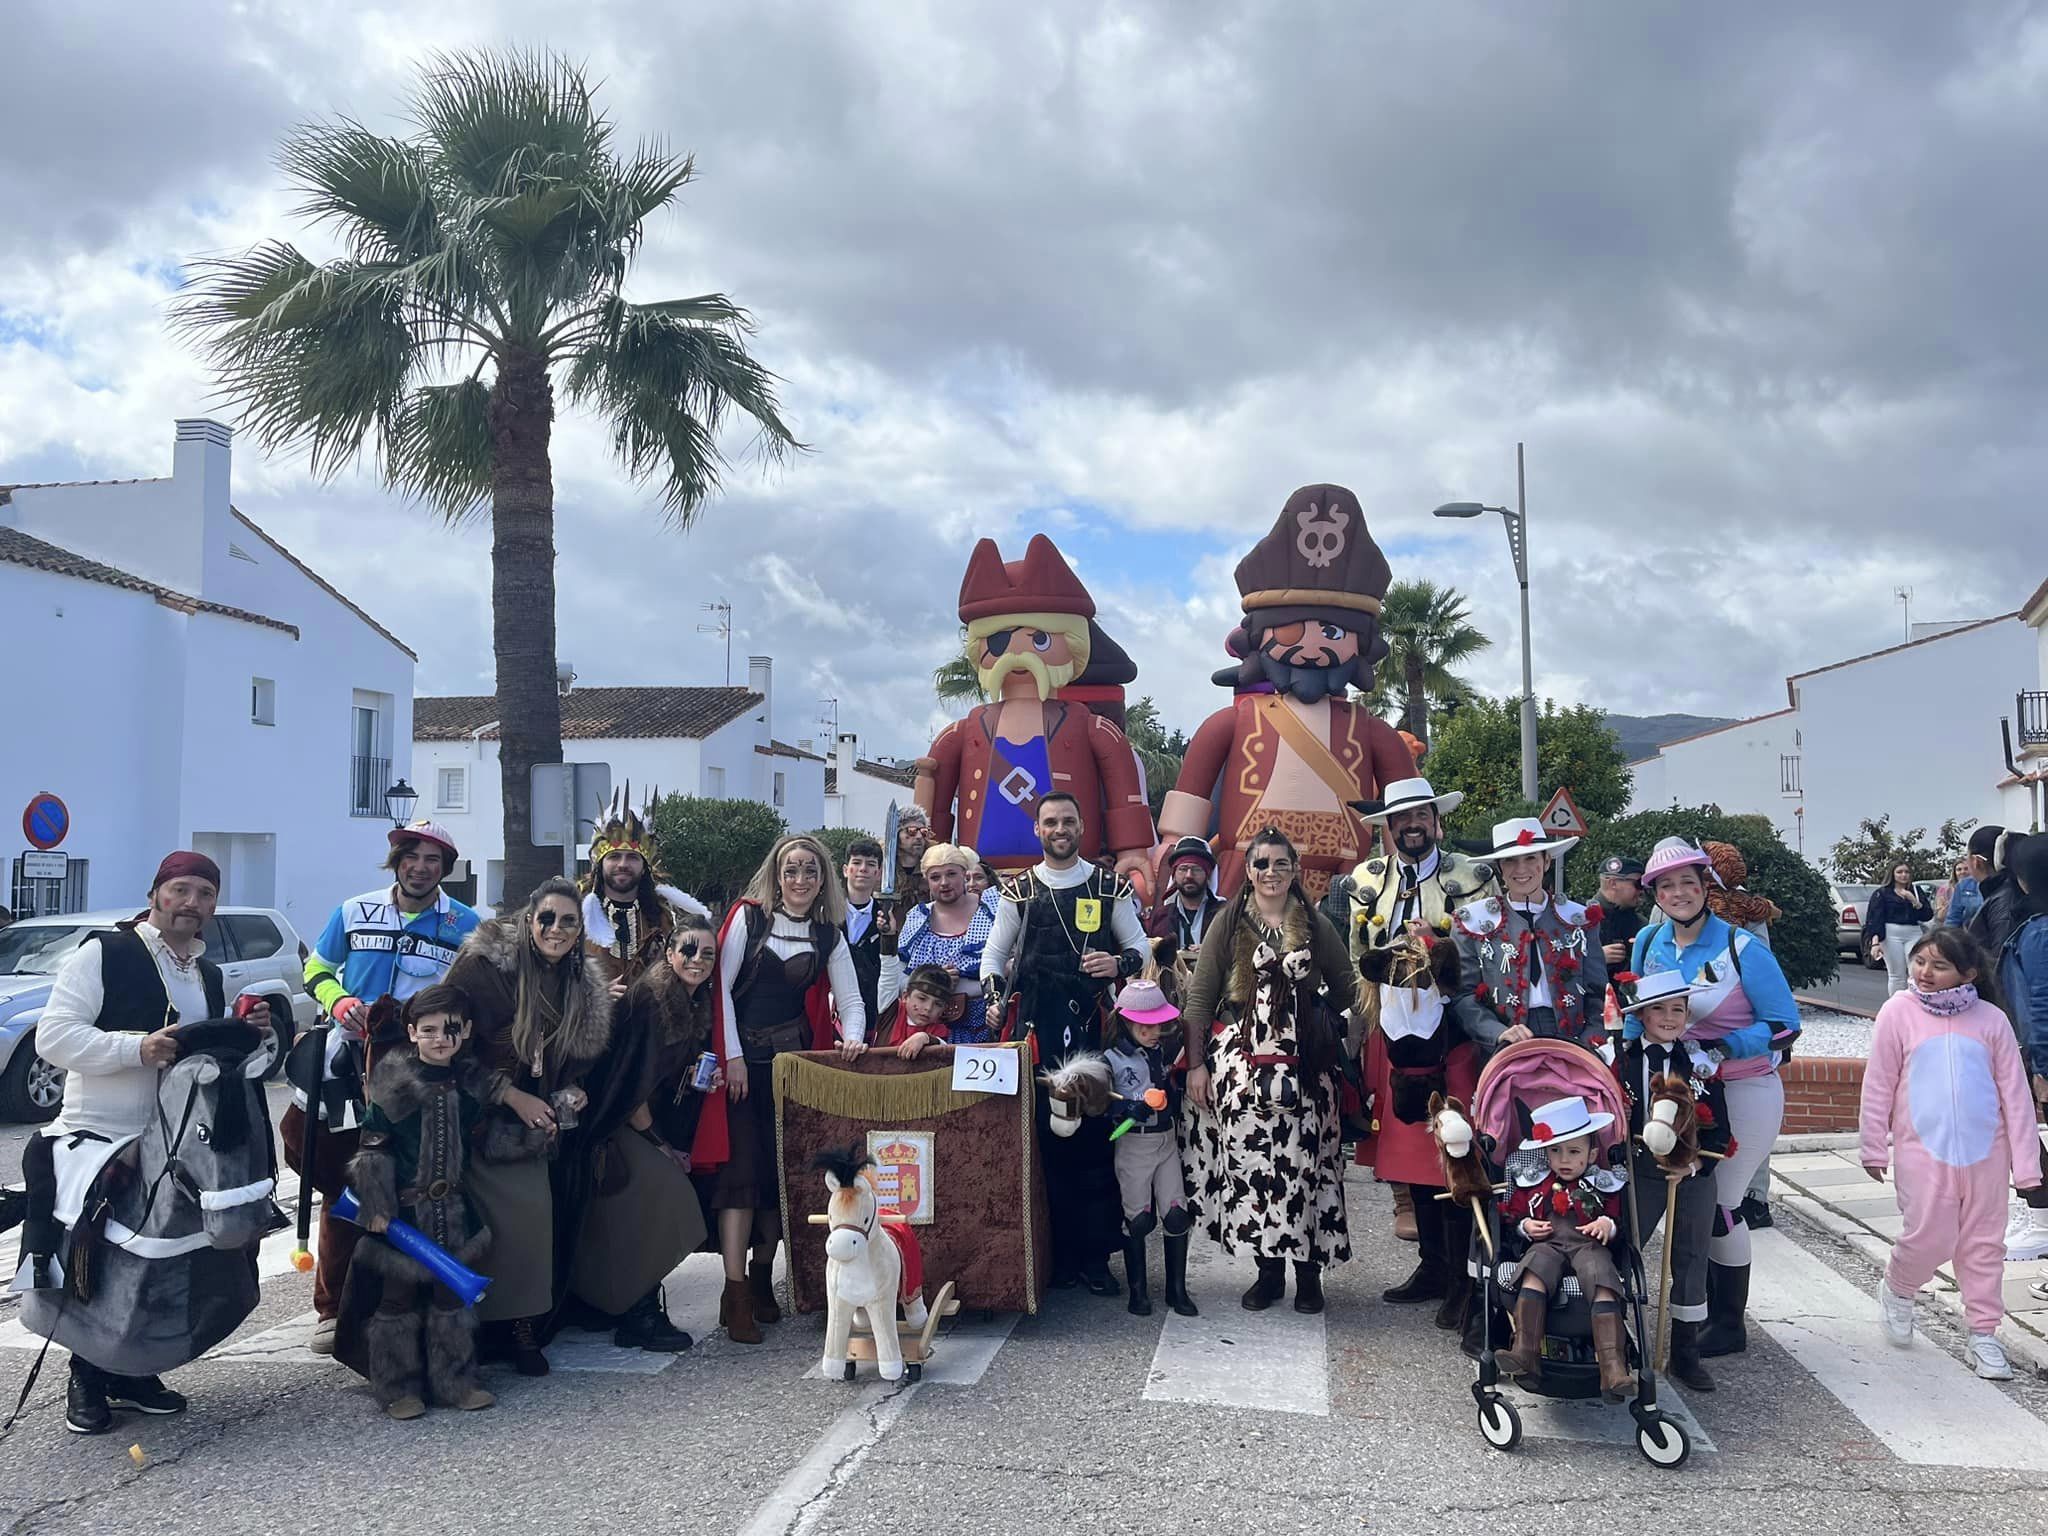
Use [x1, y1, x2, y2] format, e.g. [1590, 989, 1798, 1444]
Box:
[296, 819, 480, 1355]
[981, 792, 1148, 1294]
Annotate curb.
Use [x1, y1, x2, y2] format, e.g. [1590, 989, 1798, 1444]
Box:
[1775, 1132, 1859, 1153]
[1771, 1180, 2048, 1377]
[1796, 992, 1879, 1020]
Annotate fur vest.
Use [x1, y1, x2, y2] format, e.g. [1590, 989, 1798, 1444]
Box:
[1224, 895, 1316, 1009]
[445, 913, 615, 1092]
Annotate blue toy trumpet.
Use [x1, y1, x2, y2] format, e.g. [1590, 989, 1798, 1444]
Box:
[330, 1188, 491, 1308]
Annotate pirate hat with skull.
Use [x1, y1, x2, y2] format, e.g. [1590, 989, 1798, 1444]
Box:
[1214, 484, 1394, 692]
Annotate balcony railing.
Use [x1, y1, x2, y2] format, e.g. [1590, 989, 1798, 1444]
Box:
[2020, 690, 2048, 750]
[350, 754, 392, 818]
[1779, 753, 1803, 796]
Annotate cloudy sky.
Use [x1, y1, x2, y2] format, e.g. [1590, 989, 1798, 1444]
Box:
[4, 1, 2043, 762]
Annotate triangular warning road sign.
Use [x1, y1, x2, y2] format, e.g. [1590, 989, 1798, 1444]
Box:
[1539, 787, 1589, 839]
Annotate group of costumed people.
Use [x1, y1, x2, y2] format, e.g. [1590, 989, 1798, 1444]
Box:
[45, 476, 2027, 1438]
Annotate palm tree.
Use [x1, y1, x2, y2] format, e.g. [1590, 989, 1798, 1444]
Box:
[176, 51, 799, 899]
[1362, 579, 1490, 746]
[933, 651, 987, 708]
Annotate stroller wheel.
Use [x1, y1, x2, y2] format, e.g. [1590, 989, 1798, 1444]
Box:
[1477, 1397, 1522, 1452]
[1636, 1415, 1690, 1470]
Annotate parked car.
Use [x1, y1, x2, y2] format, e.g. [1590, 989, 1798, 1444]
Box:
[1832, 881, 1943, 971]
[0, 907, 316, 1122]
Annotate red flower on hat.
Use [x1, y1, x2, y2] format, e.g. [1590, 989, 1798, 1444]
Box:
[1615, 971, 1640, 986]
[1532, 1120, 1554, 1141]
[1516, 829, 1537, 847]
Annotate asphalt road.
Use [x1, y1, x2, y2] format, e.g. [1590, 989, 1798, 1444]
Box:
[5, 1119, 2046, 1535]
[1798, 958, 1891, 1017]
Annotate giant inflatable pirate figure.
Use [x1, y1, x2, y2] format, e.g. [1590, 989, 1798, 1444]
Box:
[1160, 485, 1418, 901]
[917, 534, 1156, 880]
[580, 786, 709, 985]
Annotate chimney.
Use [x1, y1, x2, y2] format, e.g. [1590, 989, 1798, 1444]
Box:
[836, 732, 858, 789]
[174, 418, 234, 596]
[747, 655, 774, 739]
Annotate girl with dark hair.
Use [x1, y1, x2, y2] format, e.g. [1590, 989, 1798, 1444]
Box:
[445, 877, 615, 1375]
[1864, 861, 1934, 995]
[1181, 827, 1359, 1313]
[1862, 926, 2039, 1380]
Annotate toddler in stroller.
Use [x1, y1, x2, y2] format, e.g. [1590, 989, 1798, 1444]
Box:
[1495, 1097, 1630, 1398]
[1450, 1037, 1692, 1467]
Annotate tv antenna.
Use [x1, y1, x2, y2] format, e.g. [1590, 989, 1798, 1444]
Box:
[1894, 585, 1913, 642]
[698, 599, 733, 684]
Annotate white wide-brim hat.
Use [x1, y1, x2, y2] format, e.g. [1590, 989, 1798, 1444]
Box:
[1353, 776, 1465, 824]
[1619, 969, 1708, 1015]
[1519, 1094, 1615, 1150]
[1479, 816, 1579, 861]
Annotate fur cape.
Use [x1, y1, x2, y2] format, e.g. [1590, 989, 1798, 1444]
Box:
[347, 1049, 499, 1282]
[1223, 893, 1316, 1009]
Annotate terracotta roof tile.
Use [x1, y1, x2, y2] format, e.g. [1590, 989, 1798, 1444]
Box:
[415, 686, 763, 742]
[0, 527, 298, 638]
[759, 739, 827, 762]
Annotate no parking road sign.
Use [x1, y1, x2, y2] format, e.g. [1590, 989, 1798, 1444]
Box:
[21, 793, 69, 851]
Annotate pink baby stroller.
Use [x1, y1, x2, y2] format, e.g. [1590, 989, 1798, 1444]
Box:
[1459, 1038, 1691, 1469]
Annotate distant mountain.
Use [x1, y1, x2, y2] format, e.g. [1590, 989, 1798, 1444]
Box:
[1602, 712, 1736, 764]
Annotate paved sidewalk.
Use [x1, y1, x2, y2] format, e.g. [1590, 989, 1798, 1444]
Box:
[1771, 1134, 2048, 1373]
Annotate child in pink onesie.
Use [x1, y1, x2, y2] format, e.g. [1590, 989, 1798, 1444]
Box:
[1860, 926, 2040, 1380]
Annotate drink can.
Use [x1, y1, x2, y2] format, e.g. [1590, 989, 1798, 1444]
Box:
[549, 1089, 580, 1131]
[692, 1051, 721, 1092]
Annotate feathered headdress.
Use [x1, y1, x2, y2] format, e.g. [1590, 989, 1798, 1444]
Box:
[587, 783, 661, 872]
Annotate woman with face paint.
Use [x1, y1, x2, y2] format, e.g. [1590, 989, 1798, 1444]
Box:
[1629, 838, 1803, 1361]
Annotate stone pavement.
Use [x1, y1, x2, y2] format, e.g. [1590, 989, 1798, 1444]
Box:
[1771, 1134, 2048, 1372]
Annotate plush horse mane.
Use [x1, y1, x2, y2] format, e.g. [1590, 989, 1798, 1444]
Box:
[813, 1142, 874, 1190]
[1356, 935, 1459, 1032]
[1641, 1073, 1701, 1173]
[1037, 1053, 1113, 1116]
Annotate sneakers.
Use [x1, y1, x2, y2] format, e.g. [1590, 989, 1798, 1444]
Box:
[104, 1375, 187, 1416]
[2003, 1204, 2048, 1263]
[64, 1363, 111, 1436]
[1969, 1332, 2014, 1380]
[385, 1395, 427, 1421]
[2029, 1277, 2048, 1304]
[1877, 1276, 1916, 1347]
[614, 1287, 693, 1353]
[307, 1316, 338, 1356]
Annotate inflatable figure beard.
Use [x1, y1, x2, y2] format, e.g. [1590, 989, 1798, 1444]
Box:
[915, 534, 1156, 878]
[1159, 484, 1416, 901]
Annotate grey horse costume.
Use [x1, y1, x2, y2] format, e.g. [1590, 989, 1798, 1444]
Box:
[18, 1022, 278, 1376]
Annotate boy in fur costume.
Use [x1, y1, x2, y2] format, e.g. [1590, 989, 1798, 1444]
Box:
[1496, 1095, 1632, 1399]
[348, 983, 505, 1419]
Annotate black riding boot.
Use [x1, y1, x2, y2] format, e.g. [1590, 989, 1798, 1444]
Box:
[1698, 1261, 1750, 1358]
[1667, 1320, 1716, 1392]
[1162, 1230, 1200, 1317]
[1241, 1256, 1286, 1311]
[1293, 1262, 1325, 1314]
[1124, 1231, 1153, 1316]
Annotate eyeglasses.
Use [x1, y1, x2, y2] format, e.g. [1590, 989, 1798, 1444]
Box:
[1249, 857, 1294, 872]
[535, 910, 582, 932]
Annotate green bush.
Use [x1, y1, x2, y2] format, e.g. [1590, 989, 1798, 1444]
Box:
[806, 826, 870, 873]
[1567, 805, 1838, 989]
[649, 795, 786, 913]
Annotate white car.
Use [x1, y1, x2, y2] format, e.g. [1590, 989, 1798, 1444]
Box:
[0, 907, 317, 1122]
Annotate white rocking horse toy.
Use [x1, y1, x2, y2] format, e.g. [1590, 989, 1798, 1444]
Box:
[813, 1145, 950, 1383]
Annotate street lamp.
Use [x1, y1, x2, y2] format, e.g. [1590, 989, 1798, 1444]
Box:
[385, 778, 419, 828]
[1433, 442, 1537, 807]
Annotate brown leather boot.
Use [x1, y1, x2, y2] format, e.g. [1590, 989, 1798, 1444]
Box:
[1592, 1302, 1633, 1401]
[720, 1277, 763, 1345]
[1494, 1286, 1547, 1380]
[748, 1259, 782, 1324]
[1391, 1183, 1418, 1243]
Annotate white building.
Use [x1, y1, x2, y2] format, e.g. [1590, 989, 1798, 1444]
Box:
[413, 657, 826, 906]
[1, 419, 416, 925]
[1996, 577, 2048, 833]
[822, 734, 918, 837]
[1627, 599, 2041, 865]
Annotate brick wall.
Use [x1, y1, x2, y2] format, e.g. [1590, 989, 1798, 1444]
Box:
[1780, 1056, 1865, 1135]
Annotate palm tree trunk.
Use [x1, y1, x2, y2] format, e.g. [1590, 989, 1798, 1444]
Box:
[489, 347, 564, 904]
[1402, 651, 1429, 745]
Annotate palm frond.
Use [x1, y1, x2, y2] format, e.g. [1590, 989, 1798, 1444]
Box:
[383, 379, 495, 523]
[561, 299, 802, 523]
[933, 654, 986, 705]
[413, 48, 609, 200]
[279, 120, 440, 265]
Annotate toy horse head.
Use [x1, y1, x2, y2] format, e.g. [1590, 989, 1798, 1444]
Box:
[1357, 935, 1458, 1031]
[816, 1144, 879, 1266]
[1641, 1073, 1701, 1173]
[1037, 1052, 1112, 1138]
[153, 1020, 279, 1250]
[1427, 1091, 1492, 1208]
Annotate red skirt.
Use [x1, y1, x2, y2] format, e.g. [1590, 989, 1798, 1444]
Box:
[1352, 1032, 1479, 1187]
